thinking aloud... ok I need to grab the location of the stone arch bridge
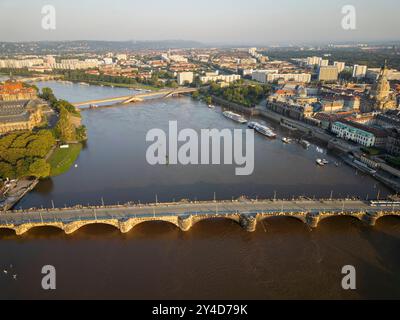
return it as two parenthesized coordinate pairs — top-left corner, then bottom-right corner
(1, 199), (399, 235)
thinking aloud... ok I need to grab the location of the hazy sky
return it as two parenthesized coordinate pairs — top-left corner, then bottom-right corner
(0, 0), (399, 44)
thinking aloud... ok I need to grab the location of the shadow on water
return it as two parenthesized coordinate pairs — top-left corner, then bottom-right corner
(0, 214), (399, 299)
(314, 216), (400, 299)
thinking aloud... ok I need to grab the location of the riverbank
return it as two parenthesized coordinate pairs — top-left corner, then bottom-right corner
(210, 96), (400, 193)
(0, 178), (39, 211)
(48, 143), (83, 177)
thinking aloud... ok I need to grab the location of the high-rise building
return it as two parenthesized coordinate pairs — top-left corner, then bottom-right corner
(334, 61), (346, 73)
(177, 72), (194, 85)
(266, 73), (311, 83)
(352, 65), (368, 78)
(320, 59), (329, 67)
(318, 66), (339, 82)
(307, 56), (322, 66)
(251, 70), (279, 83)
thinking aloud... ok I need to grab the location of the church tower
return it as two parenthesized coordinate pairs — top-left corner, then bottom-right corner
(370, 60), (396, 111)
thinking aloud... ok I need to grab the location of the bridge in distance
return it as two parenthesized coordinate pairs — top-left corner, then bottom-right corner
(1, 199), (399, 235)
(72, 87), (198, 107)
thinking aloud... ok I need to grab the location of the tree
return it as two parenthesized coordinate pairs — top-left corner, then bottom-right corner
(0, 161), (15, 179)
(29, 159), (51, 178)
(55, 107), (77, 142)
(39, 87), (57, 107)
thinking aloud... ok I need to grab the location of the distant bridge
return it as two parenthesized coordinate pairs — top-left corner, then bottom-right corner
(1, 199), (400, 235)
(72, 87), (198, 107)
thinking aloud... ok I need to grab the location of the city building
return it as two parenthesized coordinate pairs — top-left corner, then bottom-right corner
(177, 72), (194, 85)
(352, 64), (368, 78)
(320, 98), (344, 113)
(386, 128), (400, 156)
(369, 61), (397, 111)
(251, 70), (278, 83)
(266, 73), (311, 83)
(0, 100), (45, 134)
(343, 95), (361, 111)
(331, 121), (375, 147)
(320, 59), (329, 67)
(318, 66), (339, 82)
(200, 74), (241, 84)
(334, 61), (346, 73)
(306, 56), (322, 66)
(0, 80), (37, 101)
(366, 67), (400, 81)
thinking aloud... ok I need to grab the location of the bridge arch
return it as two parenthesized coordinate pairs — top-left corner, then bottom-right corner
(190, 215), (242, 229)
(129, 219), (181, 230)
(259, 214), (307, 225)
(375, 213), (400, 223)
(318, 214), (364, 225)
(0, 226), (16, 234)
(23, 225), (65, 234)
(119, 217), (181, 233)
(64, 220), (120, 234)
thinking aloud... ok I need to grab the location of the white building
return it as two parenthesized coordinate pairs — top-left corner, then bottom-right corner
(307, 56), (322, 66)
(334, 61), (346, 73)
(352, 65), (368, 78)
(200, 74), (241, 84)
(320, 59), (329, 67)
(115, 54), (128, 61)
(0, 58), (44, 68)
(318, 66), (339, 82)
(266, 73), (311, 83)
(103, 57), (114, 65)
(251, 69), (279, 83)
(177, 72), (194, 85)
(332, 122), (375, 147)
(248, 48), (257, 56)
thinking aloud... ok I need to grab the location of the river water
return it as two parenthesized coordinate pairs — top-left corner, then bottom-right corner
(0, 81), (399, 299)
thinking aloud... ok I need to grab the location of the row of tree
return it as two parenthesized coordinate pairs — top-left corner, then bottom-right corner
(61, 70), (179, 89)
(39, 87), (87, 143)
(0, 130), (55, 179)
(0, 87), (88, 180)
(203, 81), (272, 108)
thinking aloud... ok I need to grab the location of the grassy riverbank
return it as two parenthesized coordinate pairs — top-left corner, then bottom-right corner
(48, 143), (82, 177)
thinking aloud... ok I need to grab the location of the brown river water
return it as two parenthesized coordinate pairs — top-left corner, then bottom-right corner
(0, 82), (398, 299)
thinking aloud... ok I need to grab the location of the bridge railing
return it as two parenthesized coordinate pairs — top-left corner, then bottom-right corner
(1, 208), (397, 226)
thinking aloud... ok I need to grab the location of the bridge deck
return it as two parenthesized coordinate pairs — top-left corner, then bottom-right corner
(1, 200), (399, 225)
(73, 87), (197, 107)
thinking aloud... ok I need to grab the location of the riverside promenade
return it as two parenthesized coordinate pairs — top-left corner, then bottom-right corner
(1, 199), (399, 235)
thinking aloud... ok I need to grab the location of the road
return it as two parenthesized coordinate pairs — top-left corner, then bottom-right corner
(1, 199), (399, 225)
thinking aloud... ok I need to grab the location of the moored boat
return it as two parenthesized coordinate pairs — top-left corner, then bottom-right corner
(254, 124), (277, 138)
(223, 111), (247, 124)
(300, 139), (311, 148)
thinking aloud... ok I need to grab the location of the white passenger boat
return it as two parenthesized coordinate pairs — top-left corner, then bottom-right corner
(254, 124), (277, 138)
(223, 111), (247, 124)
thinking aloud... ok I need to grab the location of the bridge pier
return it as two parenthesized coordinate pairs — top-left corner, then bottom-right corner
(239, 214), (257, 232)
(306, 213), (320, 229)
(178, 215), (193, 232)
(362, 211), (380, 227)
